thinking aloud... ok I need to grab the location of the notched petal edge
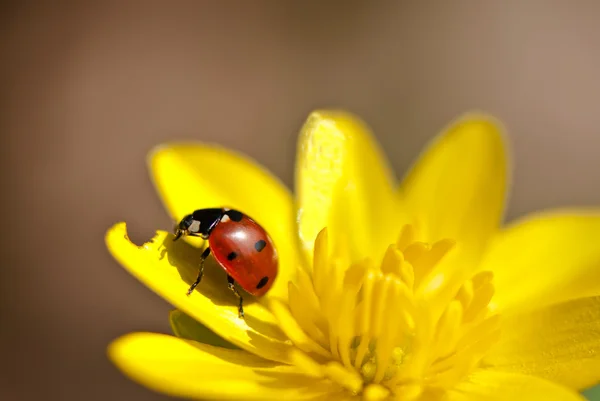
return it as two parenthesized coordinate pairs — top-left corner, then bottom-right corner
(105, 222), (294, 364)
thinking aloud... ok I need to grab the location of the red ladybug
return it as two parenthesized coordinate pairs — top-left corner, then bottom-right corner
(173, 208), (278, 318)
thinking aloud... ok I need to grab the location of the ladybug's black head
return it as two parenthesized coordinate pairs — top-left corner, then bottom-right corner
(173, 214), (198, 241)
(173, 208), (226, 241)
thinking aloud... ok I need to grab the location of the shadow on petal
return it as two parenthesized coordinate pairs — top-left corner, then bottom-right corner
(106, 222), (294, 363)
(160, 234), (290, 339)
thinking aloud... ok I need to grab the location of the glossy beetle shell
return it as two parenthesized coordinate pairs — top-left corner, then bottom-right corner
(209, 214), (278, 296)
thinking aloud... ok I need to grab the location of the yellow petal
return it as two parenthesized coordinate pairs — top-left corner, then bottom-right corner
(448, 370), (586, 401)
(149, 143), (300, 300)
(108, 332), (339, 400)
(480, 210), (600, 313)
(169, 309), (238, 349)
(483, 296), (600, 390)
(106, 223), (293, 363)
(295, 110), (402, 264)
(399, 113), (508, 265)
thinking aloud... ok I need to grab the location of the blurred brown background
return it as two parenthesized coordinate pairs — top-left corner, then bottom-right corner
(2, 2), (600, 400)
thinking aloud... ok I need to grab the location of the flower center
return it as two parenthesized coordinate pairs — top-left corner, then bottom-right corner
(269, 225), (500, 400)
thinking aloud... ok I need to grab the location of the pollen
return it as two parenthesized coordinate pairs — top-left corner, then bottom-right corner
(269, 225), (501, 399)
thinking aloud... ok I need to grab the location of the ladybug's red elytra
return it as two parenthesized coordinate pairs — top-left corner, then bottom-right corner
(173, 208), (278, 318)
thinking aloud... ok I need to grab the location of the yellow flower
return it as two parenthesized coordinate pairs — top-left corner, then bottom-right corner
(105, 111), (600, 401)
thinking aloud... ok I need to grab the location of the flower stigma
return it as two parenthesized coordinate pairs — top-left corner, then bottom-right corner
(268, 225), (501, 400)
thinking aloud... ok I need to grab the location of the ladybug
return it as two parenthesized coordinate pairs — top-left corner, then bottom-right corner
(173, 208), (278, 318)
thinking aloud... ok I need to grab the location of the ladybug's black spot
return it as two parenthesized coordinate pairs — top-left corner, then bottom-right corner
(226, 210), (243, 222)
(256, 276), (269, 289)
(254, 239), (267, 252)
(227, 251), (238, 261)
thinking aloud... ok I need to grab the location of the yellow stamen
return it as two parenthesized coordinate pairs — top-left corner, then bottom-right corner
(271, 225), (501, 399)
(269, 300), (331, 359)
(363, 384), (390, 401)
(396, 224), (416, 251)
(289, 348), (325, 378)
(432, 300), (463, 358)
(324, 361), (364, 394)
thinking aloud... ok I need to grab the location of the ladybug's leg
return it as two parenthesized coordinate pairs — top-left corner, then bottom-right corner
(186, 247), (211, 296)
(227, 275), (244, 318)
